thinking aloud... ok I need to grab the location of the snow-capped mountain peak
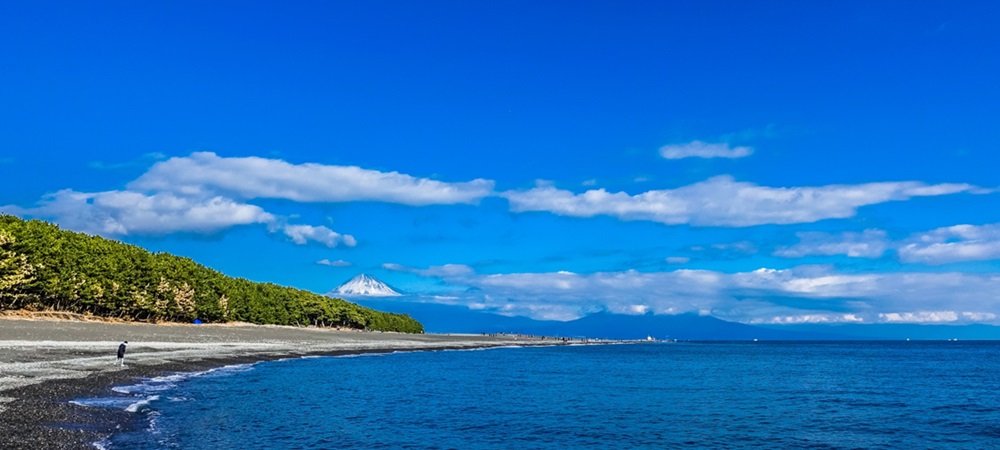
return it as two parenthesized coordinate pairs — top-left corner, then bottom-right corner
(329, 274), (401, 297)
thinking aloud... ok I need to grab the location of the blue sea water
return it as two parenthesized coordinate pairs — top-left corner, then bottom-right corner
(78, 342), (1000, 449)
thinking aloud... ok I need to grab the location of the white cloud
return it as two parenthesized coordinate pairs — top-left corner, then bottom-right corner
(962, 312), (998, 321)
(394, 264), (1000, 324)
(317, 259), (352, 267)
(628, 304), (650, 314)
(776, 229), (889, 258)
(660, 141), (753, 159)
(130, 152), (494, 205)
(665, 256), (690, 264)
(383, 263), (475, 278)
(504, 175), (978, 227)
(772, 222), (1000, 264)
(731, 267), (881, 298)
(423, 264), (476, 277)
(282, 224), (356, 248)
(750, 313), (865, 325)
(878, 311), (959, 323)
(898, 222), (1000, 264)
(6, 151), (496, 245)
(4, 189), (275, 236)
(5, 189), (355, 248)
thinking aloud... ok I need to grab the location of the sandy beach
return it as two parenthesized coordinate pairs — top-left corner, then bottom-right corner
(0, 316), (556, 449)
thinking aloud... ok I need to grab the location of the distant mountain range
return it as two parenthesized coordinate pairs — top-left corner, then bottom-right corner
(352, 297), (1000, 341)
(331, 274), (1000, 340)
(329, 274), (402, 297)
(350, 299), (832, 340)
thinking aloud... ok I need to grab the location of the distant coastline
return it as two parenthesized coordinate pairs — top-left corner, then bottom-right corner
(0, 317), (571, 449)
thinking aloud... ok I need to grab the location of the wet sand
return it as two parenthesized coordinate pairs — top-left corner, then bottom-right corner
(0, 318), (555, 449)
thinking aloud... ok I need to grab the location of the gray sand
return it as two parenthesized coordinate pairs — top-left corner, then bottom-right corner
(0, 318), (547, 409)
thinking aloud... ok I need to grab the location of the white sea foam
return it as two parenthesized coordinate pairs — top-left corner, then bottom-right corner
(125, 395), (159, 413)
(91, 437), (111, 450)
(443, 345), (524, 352)
(126, 397), (155, 414)
(71, 397), (137, 410)
(146, 410), (162, 434)
(157, 363), (255, 381)
(112, 364), (255, 395)
(272, 355), (322, 363)
(112, 381), (174, 395)
(336, 352), (389, 358)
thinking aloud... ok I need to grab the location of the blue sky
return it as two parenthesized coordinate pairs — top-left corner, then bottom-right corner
(2, 1), (999, 325)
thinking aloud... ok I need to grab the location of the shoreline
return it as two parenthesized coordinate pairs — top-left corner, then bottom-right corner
(0, 318), (568, 449)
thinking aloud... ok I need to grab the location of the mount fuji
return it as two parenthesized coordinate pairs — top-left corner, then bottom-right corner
(328, 274), (402, 297)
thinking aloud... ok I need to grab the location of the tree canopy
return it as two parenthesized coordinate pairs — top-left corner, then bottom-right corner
(0, 215), (423, 333)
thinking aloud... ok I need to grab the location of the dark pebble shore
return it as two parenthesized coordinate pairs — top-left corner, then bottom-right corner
(1, 356), (252, 450)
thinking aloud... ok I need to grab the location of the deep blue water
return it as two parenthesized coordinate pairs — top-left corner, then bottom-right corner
(78, 342), (1000, 449)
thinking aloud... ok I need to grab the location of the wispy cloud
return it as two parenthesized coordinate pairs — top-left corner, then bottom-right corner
(753, 314), (865, 325)
(131, 152), (494, 206)
(383, 262), (475, 277)
(88, 153), (169, 171)
(776, 229), (889, 258)
(659, 141), (753, 159)
(282, 224), (356, 248)
(0, 157), (13, 165)
(773, 223), (1000, 265)
(317, 259), (352, 267)
(878, 311), (960, 323)
(701, 241), (758, 257)
(898, 223), (1000, 264)
(504, 175), (979, 227)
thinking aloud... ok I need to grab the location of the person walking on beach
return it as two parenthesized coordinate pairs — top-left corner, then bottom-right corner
(117, 341), (128, 367)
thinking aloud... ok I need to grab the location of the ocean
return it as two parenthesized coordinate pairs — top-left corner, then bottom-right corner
(75, 342), (1000, 449)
